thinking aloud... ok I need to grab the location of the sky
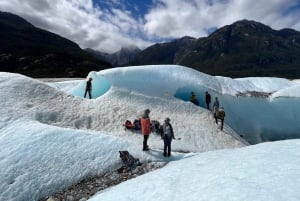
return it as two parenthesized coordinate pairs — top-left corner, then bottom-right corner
(1, 0), (300, 53)
(1, 65), (300, 200)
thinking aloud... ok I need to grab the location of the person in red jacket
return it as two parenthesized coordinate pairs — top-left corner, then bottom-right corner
(141, 109), (151, 151)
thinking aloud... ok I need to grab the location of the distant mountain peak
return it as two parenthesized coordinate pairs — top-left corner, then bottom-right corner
(86, 45), (142, 67)
(128, 19), (300, 79)
(0, 11), (111, 77)
(120, 45), (141, 52)
(209, 19), (274, 39)
(231, 19), (273, 32)
(179, 36), (196, 40)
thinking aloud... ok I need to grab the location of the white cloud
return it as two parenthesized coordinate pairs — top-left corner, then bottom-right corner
(144, 0), (300, 38)
(0, 0), (299, 53)
(0, 0), (151, 53)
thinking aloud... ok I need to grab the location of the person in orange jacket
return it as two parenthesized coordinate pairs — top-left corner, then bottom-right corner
(141, 109), (151, 151)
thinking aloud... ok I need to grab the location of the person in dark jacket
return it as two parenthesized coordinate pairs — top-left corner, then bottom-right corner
(84, 77), (93, 99)
(216, 107), (226, 130)
(205, 91), (211, 110)
(213, 97), (219, 123)
(190, 92), (199, 106)
(141, 109), (151, 151)
(162, 117), (175, 157)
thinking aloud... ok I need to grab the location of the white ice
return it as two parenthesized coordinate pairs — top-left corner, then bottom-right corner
(1, 64), (299, 200)
(90, 139), (300, 201)
(53, 65), (300, 144)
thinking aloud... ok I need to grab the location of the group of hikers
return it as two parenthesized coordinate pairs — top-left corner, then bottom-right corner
(190, 91), (226, 130)
(83, 78), (175, 157)
(125, 109), (175, 157)
(140, 109), (175, 157)
(125, 97), (225, 158)
(84, 77), (225, 156)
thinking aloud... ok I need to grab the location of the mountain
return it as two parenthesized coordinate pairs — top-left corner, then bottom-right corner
(0, 11), (111, 77)
(86, 45), (141, 67)
(129, 20), (300, 78)
(128, 36), (197, 65)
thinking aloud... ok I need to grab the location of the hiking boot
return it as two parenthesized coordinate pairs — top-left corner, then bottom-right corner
(163, 153), (167, 157)
(143, 148), (150, 151)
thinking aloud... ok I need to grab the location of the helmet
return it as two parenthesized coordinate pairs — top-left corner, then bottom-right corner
(165, 117), (170, 122)
(145, 109), (150, 114)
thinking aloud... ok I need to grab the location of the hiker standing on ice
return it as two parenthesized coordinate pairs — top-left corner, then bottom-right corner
(213, 97), (219, 122)
(205, 91), (211, 110)
(162, 117), (175, 157)
(190, 92), (199, 106)
(141, 109), (151, 151)
(84, 77), (93, 99)
(216, 107), (226, 130)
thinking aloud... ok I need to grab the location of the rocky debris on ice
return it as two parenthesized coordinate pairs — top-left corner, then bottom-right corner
(41, 162), (166, 201)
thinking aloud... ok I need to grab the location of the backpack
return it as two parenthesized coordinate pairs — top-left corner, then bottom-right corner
(119, 151), (140, 172)
(218, 110), (225, 119)
(124, 120), (134, 129)
(151, 120), (161, 134)
(133, 119), (141, 130)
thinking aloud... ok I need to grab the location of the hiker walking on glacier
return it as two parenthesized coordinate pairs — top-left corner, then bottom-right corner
(216, 107), (226, 130)
(205, 91), (211, 110)
(162, 117), (175, 157)
(141, 109), (151, 151)
(190, 92), (199, 106)
(213, 97), (219, 122)
(84, 77), (93, 99)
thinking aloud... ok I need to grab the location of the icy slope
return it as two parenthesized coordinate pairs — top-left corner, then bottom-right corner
(0, 72), (244, 200)
(1, 72), (244, 152)
(55, 65), (300, 143)
(90, 139), (300, 201)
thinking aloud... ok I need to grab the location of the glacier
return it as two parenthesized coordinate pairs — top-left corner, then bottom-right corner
(53, 65), (300, 144)
(1, 64), (300, 200)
